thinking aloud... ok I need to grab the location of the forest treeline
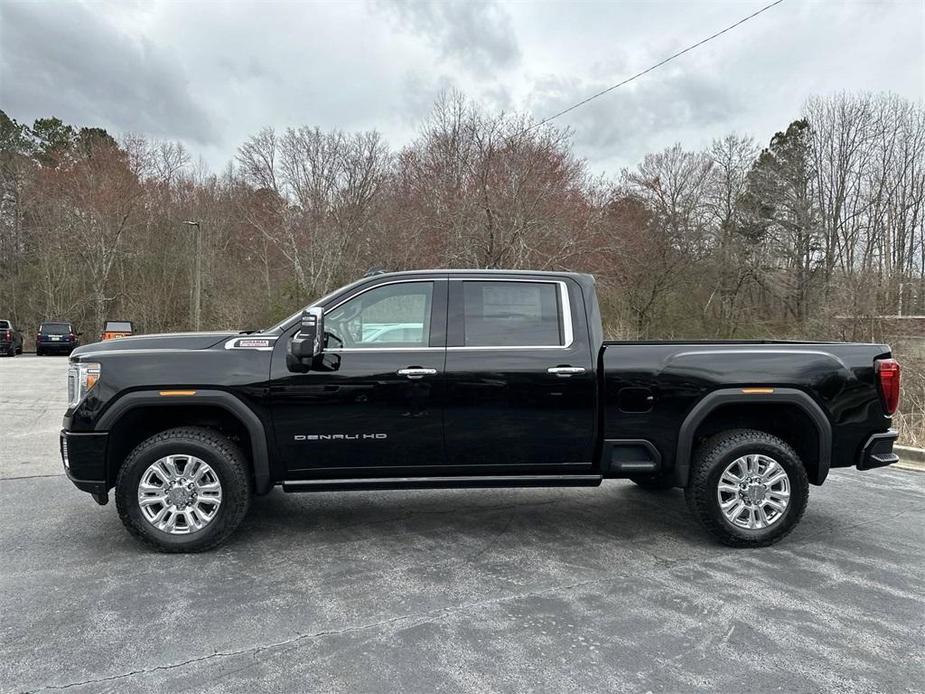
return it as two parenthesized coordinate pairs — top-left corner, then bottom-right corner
(2, 91), (923, 343)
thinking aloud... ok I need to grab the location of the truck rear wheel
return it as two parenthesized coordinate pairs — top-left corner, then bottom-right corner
(685, 429), (808, 548)
(115, 427), (252, 553)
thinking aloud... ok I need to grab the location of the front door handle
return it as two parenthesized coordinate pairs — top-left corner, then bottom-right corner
(397, 367), (438, 379)
(547, 366), (586, 377)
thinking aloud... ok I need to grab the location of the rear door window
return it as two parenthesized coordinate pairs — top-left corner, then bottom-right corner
(42, 323), (71, 335)
(461, 281), (563, 347)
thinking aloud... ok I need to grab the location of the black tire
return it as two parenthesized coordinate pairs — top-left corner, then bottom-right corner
(629, 474), (676, 490)
(35, 349), (42, 356)
(685, 429), (809, 548)
(115, 427), (253, 553)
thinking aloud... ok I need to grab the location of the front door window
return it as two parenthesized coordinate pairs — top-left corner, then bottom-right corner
(325, 282), (433, 349)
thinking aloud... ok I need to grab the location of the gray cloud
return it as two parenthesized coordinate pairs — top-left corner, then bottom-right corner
(376, 0), (520, 72)
(0, 0), (215, 144)
(528, 67), (742, 164)
(397, 71), (459, 126)
(0, 0), (920, 176)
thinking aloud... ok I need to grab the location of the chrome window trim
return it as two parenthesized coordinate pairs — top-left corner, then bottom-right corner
(322, 278), (441, 352)
(291, 276), (575, 353)
(449, 279), (574, 351)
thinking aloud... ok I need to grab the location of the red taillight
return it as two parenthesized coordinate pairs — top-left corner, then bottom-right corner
(1, 329), (9, 340)
(876, 358), (901, 415)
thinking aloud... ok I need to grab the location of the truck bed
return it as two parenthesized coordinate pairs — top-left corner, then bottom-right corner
(599, 340), (893, 485)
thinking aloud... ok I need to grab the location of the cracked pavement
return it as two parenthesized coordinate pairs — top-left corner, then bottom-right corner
(2, 355), (924, 693)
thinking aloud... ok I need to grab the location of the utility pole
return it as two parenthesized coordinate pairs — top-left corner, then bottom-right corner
(183, 220), (202, 331)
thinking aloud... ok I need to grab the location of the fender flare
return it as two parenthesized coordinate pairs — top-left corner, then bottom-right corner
(96, 389), (272, 494)
(674, 387), (832, 486)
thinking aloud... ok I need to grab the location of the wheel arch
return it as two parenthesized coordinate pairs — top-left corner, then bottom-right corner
(96, 390), (272, 494)
(674, 388), (832, 487)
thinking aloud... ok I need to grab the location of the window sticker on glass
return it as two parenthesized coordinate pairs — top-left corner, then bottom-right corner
(463, 281), (562, 347)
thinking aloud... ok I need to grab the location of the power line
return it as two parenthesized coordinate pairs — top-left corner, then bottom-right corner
(528, 0), (786, 132)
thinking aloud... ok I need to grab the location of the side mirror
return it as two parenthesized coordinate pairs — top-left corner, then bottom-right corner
(288, 307), (324, 369)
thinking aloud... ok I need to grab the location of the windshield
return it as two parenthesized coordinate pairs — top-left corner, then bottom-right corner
(0, 320), (9, 330)
(41, 323), (71, 335)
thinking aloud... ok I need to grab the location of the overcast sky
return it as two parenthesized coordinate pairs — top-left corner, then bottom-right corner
(1, 0), (923, 176)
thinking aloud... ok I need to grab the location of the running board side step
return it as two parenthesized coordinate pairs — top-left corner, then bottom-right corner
(282, 474), (603, 493)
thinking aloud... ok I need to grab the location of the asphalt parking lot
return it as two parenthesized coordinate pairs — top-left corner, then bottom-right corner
(1, 354), (923, 693)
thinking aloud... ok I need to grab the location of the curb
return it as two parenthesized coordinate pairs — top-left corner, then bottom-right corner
(895, 445), (925, 472)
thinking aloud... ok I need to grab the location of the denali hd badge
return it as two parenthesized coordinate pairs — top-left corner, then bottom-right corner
(224, 336), (276, 351)
(295, 434), (388, 441)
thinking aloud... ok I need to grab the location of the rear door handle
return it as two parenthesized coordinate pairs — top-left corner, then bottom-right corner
(397, 367), (438, 379)
(547, 366), (586, 377)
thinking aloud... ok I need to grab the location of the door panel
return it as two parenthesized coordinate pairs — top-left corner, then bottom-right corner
(270, 279), (447, 475)
(443, 350), (595, 467)
(270, 350), (446, 472)
(443, 278), (596, 469)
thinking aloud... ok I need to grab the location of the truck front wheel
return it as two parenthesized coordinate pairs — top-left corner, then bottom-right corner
(115, 427), (253, 552)
(685, 429), (809, 548)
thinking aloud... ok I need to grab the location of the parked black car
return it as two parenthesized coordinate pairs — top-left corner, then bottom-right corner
(0, 319), (24, 356)
(61, 270), (900, 553)
(37, 321), (80, 356)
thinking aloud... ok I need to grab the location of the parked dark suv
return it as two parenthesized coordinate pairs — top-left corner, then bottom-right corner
(0, 319), (23, 356)
(36, 321), (80, 356)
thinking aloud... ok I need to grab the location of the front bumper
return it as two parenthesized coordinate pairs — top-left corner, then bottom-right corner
(60, 430), (108, 495)
(858, 429), (899, 470)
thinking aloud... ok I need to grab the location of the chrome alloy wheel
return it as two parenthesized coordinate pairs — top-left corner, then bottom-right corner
(716, 454), (791, 530)
(137, 455), (223, 534)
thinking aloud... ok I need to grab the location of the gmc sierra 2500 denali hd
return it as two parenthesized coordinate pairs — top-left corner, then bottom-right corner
(61, 270), (901, 552)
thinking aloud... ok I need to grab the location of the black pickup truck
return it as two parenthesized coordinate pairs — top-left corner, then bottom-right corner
(61, 270), (901, 552)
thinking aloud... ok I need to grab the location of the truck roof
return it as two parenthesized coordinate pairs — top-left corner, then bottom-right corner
(372, 268), (593, 279)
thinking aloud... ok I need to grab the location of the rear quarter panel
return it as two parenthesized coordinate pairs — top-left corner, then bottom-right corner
(600, 342), (893, 475)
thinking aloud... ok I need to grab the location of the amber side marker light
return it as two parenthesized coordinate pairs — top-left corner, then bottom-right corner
(741, 387), (775, 394)
(159, 390), (197, 397)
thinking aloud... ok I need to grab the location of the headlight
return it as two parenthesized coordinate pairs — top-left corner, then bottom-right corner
(68, 361), (101, 408)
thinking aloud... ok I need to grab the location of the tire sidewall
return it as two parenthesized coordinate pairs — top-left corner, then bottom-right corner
(116, 434), (248, 551)
(698, 434), (808, 544)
